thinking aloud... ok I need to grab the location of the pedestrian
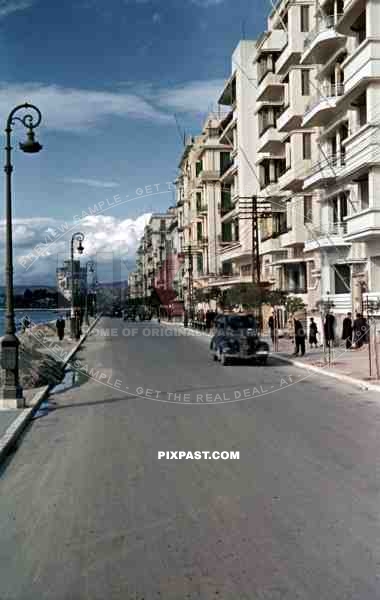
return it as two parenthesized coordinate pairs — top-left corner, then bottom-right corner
(56, 315), (65, 341)
(21, 314), (31, 332)
(353, 312), (368, 348)
(308, 317), (318, 348)
(324, 312), (336, 348)
(342, 312), (353, 349)
(293, 318), (306, 356)
(184, 309), (188, 328)
(268, 314), (275, 344)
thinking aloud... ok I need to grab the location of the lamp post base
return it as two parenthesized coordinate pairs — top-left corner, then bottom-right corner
(0, 334), (24, 408)
(0, 387), (24, 409)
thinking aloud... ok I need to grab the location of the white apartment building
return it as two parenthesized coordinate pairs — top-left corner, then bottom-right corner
(127, 271), (140, 299)
(215, 40), (261, 287)
(300, 0), (380, 321)
(175, 115), (231, 308)
(255, 0), (323, 315)
(134, 213), (173, 300)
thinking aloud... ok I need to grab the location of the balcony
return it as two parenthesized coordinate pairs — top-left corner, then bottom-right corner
(275, 35), (306, 76)
(335, 0), (366, 35)
(279, 161), (311, 192)
(257, 126), (285, 154)
(301, 15), (346, 65)
(196, 169), (220, 184)
(303, 154), (345, 190)
(338, 124), (380, 182)
(257, 71), (284, 103)
(259, 232), (285, 255)
(277, 97), (309, 132)
(342, 38), (380, 99)
(304, 222), (349, 251)
(219, 109), (236, 145)
(344, 208), (380, 241)
(208, 271), (253, 287)
(281, 225), (309, 247)
(302, 83), (345, 128)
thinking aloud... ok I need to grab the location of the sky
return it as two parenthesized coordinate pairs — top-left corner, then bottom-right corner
(0, 0), (268, 285)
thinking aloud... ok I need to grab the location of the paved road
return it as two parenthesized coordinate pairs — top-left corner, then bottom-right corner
(1, 318), (380, 599)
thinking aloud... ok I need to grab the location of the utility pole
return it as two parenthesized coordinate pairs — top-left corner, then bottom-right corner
(240, 196), (273, 284)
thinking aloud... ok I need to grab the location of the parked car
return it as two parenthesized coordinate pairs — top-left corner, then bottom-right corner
(210, 313), (270, 366)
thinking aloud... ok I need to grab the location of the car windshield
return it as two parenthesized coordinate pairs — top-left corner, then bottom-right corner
(227, 316), (257, 330)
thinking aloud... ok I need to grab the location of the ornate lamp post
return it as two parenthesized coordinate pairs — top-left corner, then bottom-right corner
(0, 103), (42, 408)
(70, 232), (84, 339)
(84, 260), (96, 325)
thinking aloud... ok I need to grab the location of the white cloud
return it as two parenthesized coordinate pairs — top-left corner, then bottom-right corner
(157, 78), (225, 115)
(0, 83), (172, 133)
(63, 178), (120, 189)
(0, 77), (226, 136)
(0, 0), (33, 18)
(6, 213), (151, 284)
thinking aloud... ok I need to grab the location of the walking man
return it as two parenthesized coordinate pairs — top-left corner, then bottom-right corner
(308, 317), (318, 348)
(56, 315), (66, 341)
(268, 314), (275, 344)
(324, 312), (336, 348)
(342, 312), (353, 349)
(293, 318), (306, 356)
(353, 313), (368, 348)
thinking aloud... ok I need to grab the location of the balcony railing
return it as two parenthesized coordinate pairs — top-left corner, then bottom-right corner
(304, 14), (344, 49)
(310, 222), (348, 237)
(307, 152), (346, 177)
(305, 82), (345, 113)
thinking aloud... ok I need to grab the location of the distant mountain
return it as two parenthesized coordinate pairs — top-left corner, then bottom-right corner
(97, 281), (128, 289)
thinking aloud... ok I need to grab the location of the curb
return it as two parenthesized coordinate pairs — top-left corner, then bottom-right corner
(0, 313), (103, 466)
(275, 353), (380, 393)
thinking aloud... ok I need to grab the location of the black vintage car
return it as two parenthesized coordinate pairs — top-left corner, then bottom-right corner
(210, 313), (270, 366)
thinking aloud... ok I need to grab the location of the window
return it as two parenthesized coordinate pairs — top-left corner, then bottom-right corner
(196, 192), (202, 211)
(302, 133), (312, 160)
(221, 222), (232, 242)
(220, 152), (231, 175)
(303, 196), (313, 225)
(358, 176), (369, 210)
(195, 160), (203, 177)
(197, 254), (203, 274)
(197, 222), (203, 241)
(300, 5), (310, 32)
(233, 219), (239, 242)
(334, 264), (351, 294)
(301, 70), (310, 96)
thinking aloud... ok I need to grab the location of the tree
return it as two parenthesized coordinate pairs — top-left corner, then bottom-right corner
(285, 295), (306, 318)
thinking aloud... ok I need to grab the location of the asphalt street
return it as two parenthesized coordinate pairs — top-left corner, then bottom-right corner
(1, 318), (380, 599)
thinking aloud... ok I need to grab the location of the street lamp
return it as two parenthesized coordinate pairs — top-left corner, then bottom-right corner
(85, 260), (96, 325)
(0, 103), (42, 408)
(70, 232), (85, 339)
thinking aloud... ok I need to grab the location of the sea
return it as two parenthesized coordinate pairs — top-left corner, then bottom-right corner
(0, 309), (65, 336)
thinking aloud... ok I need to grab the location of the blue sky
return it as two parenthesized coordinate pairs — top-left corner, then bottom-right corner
(0, 0), (268, 283)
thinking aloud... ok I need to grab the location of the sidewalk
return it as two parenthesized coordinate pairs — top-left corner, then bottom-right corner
(274, 336), (380, 391)
(159, 319), (380, 392)
(0, 314), (101, 465)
